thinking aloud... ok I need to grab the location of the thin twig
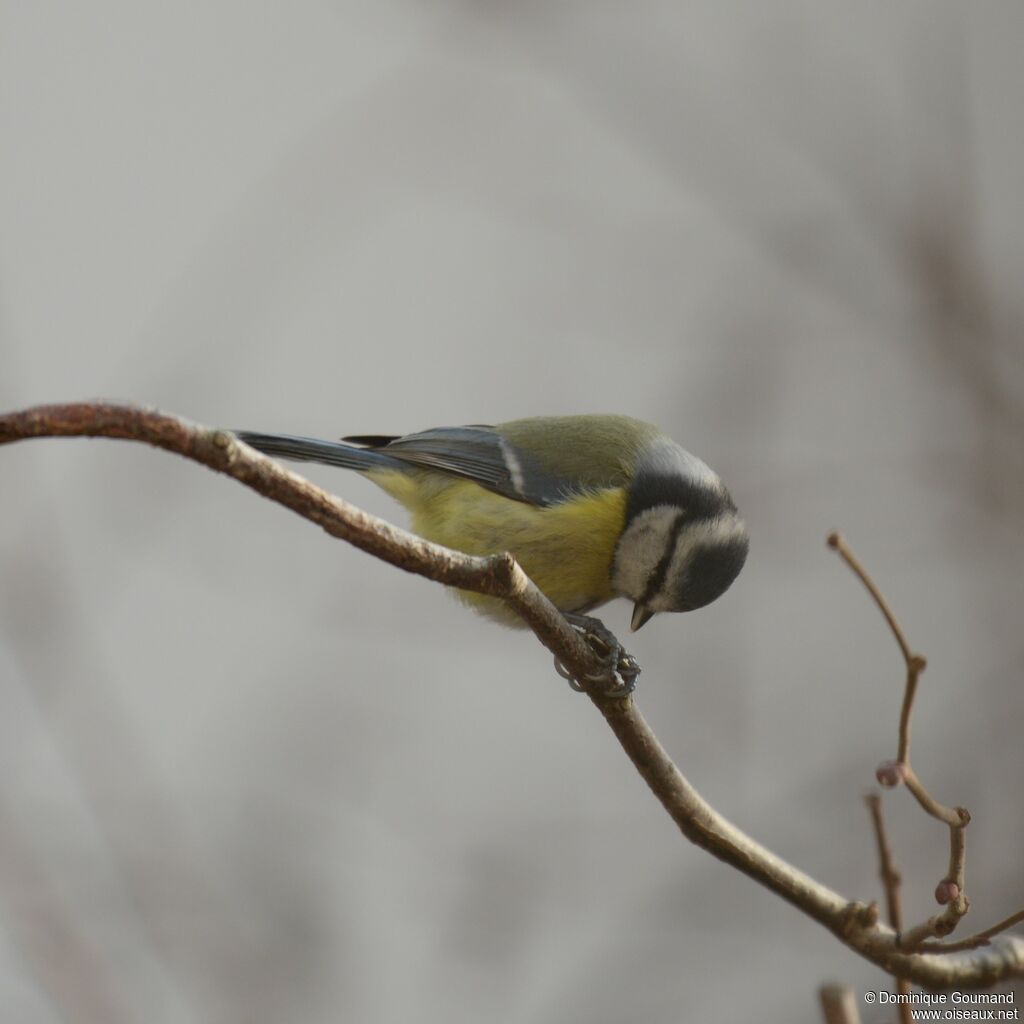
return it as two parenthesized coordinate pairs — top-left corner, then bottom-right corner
(827, 532), (926, 764)
(3, 403), (1023, 988)
(826, 533), (915, 665)
(866, 794), (912, 1024)
(901, 766), (968, 830)
(829, 532), (971, 944)
(818, 983), (862, 1024)
(918, 908), (1024, 955)
(866, 793), (904, 932)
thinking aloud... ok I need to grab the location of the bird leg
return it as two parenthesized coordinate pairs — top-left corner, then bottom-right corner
(554, 613), (640, 696)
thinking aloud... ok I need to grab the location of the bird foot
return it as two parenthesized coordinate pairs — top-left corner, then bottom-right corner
(553, 613), (640, 696)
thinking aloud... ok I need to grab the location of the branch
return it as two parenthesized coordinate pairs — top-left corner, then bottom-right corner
(3, 402), (1024, 989)
(866, 794), (904, 934)
(866, 794), (913, 1022)
(917, 909), (1024, 955)
(818, 983), (862, 1024)
(829, 532), (971, 945)
(0, 402), (607, 687)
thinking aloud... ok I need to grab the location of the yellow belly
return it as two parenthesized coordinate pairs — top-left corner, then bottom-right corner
(367, 469), (627, 625)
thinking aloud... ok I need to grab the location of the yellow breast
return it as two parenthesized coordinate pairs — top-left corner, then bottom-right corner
(367, 469), (627, 625)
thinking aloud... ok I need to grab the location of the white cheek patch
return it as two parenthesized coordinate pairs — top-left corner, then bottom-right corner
(677, 515), (748, 556)
(611, 506), (680, 601)
(652, 514), (748, 609)
(623, 512), (749, 611)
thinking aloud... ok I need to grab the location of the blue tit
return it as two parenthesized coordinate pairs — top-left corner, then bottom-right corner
(235, 415), (748, 631)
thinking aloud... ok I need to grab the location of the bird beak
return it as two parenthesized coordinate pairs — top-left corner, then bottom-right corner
(630, 603), (654, 632)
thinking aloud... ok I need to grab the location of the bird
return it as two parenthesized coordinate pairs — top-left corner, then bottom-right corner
(234, 415), (748, 642)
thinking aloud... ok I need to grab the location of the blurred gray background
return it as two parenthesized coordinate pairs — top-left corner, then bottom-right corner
(3, 2), (1023, 1021)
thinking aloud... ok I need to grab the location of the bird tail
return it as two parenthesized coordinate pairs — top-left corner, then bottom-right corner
(233, 431), (407, 473)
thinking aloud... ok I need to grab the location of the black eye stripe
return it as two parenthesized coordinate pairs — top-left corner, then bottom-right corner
(640, 512), (687, 605)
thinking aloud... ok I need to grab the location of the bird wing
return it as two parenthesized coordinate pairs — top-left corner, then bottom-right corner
(342, 426), (568, 506)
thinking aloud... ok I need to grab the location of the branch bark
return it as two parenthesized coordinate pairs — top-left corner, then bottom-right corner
(3, 401), (1023, 989)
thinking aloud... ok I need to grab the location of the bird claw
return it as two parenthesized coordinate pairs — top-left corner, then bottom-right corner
(553, 614), (640, 696)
